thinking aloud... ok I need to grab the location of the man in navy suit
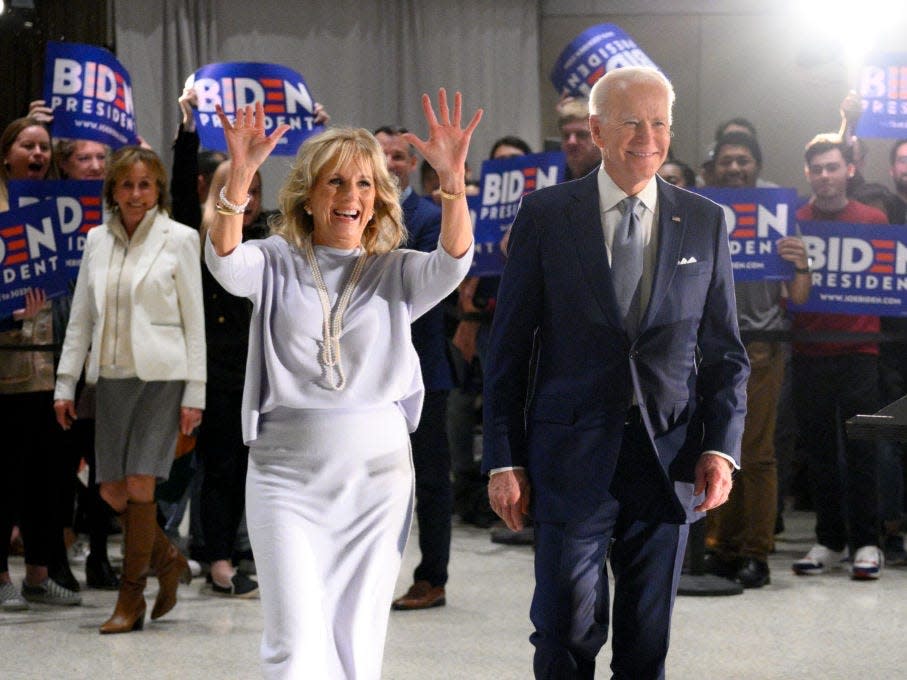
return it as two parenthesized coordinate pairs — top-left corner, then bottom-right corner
(483, 67), (749, 679)
(375, 126), (455, 611)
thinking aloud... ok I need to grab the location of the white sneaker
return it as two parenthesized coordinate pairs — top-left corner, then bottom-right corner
(851, 545), (883, 580)
(20, 578), (81, 606)
(0, 581), (29, 611)
(792, 544), (849, 575)
(68, 539), (90, 565)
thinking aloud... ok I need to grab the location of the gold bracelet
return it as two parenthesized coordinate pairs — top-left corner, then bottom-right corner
(216, 204), (242, 216)
(439, 188), (466, 201)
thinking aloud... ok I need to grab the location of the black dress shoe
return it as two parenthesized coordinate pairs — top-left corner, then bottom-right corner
(490, 526), (535, 545)
(86, 553), (120, 590)
(704, 553), (740, 580)
(736, 558), (771, 588)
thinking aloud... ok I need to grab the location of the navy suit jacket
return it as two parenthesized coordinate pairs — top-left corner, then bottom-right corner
(482, 172), (749, 524)
(403, 190), (454, 392)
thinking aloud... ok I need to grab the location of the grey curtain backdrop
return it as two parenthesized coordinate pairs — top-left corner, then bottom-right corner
(114, 0), (542, 206)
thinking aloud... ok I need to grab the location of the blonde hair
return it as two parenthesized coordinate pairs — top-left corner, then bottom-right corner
(271, 127), (405, 255)
(556, 97), (591, 132)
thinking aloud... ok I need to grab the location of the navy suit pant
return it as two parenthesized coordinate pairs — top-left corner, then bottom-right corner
(530, 420), (688, 680)
(410, 389), (452, 586)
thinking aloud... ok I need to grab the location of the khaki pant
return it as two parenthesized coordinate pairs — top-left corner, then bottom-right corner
(709, 341), (784, 561)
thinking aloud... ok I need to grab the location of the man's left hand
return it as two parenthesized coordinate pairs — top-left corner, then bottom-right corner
(693, 453), (733, 512)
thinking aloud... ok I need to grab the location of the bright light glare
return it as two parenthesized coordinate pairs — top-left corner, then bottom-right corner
(793, 0), (904, 69)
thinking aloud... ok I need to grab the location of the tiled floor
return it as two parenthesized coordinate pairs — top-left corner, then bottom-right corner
(3, 510), (907, 679)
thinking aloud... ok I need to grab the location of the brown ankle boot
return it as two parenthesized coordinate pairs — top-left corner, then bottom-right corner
(149, 517), (192, 620)
(100, 501), (155, 634)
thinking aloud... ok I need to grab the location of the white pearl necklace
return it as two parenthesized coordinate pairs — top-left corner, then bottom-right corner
(302, 236), (368, 391)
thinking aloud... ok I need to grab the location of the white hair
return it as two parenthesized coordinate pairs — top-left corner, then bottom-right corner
(588, 66), (675, 124)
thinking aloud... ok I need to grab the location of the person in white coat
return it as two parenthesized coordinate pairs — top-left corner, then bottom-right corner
(53, 145), (206, 634)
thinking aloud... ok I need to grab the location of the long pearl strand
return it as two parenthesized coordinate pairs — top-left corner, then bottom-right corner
(302, 236), (368, 391)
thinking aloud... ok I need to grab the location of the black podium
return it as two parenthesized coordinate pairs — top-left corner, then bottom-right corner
(846, 393), (907, 442)
(676, 517), (744, 597)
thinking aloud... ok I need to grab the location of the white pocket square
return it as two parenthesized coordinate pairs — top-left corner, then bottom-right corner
(677, 256), (698, 265)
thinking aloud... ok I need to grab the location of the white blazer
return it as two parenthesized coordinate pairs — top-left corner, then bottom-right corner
(55, 208), (206, 409)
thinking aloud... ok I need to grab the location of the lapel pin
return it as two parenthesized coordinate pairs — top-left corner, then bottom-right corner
(671, 216), (681, 222)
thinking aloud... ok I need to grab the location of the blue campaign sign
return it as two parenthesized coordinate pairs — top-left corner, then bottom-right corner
(466, 195), (497, 275)
(789, 221), (907, 317)
(0, 202), (73, 319)
(470, 152), (565, 277)
(191, 62), (326, 155)
(43, 42), (140, 148)
(692, 187), (797, 282)
(855, 53), (907, 138)
(7, 180), (104, 278)
(550, 24), (658, 97)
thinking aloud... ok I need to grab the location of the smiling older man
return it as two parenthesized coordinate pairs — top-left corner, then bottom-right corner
(483, 66), (749, 679)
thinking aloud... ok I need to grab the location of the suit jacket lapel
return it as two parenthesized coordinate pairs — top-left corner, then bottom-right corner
(131, 214), (168, 294)
(640, 178), (684, 332)
(568, 174), (624, 329)
(92, 229), (114, 314)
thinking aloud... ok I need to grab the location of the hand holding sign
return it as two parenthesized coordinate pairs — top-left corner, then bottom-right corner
(27, 100), (54, 125)
(11, 288), (46, 321)
(776, 236), (809, 270)
(179, 86), (199, 132)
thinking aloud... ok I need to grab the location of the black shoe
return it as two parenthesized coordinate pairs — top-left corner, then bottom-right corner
(490, 526), (535, 545)
(703, 553), (740, 579)
(211, 572), (259, 598)
(50, 562), (80, 593)
(774, 514), (785, 535)
(736, 558), (771, 588)
(85, 553), (120, 590)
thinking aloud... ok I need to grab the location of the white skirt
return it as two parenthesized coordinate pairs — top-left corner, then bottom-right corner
(246, 405), (413, 680)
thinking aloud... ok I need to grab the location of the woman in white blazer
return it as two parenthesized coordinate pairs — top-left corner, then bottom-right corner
(53, 146), (206, 634)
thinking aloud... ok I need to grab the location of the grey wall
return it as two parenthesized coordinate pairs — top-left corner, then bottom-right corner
(114, 0), (541, 209)
(112, 1), (907, 204)
(540, 3), (907, 195)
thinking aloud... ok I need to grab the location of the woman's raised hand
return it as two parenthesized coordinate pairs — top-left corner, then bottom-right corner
(402, 89), (482, 190)
(216, 102), (291, 177)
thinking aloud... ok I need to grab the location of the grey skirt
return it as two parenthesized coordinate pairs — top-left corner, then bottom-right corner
(94, 377), (183, 483)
